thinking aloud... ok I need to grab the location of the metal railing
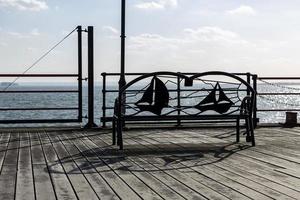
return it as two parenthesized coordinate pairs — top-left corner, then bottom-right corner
(100, 72), (257, 127)
(0, 25), (97, 126)
(0, 74), (82, 123)
(256, 76), (300, 122)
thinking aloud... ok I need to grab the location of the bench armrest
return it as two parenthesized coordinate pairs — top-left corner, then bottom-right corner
(113, 98), (119, 118)
(240, 96), (252, 115)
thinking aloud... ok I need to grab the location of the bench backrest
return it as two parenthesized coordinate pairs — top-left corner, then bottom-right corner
(116, 71), (255, 117)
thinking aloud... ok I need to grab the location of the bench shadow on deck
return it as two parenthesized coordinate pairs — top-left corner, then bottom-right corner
(0, 127), (300, 199)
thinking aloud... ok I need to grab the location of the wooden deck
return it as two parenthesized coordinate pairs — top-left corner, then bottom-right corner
(0, 126), (300, 200)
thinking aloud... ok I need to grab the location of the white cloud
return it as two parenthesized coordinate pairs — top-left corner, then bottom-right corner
(102, 26), (119, 35)
(135, 0), (178, 10)
(0, 42), (7, 46)
(183, 26), (248, 45)
(129, 33), (182, 51)
(226, 5), (256, 16)
(126, 26), (258, 72)
(30, 28), (40, 36)
(6, 29), (41, 38)
(7, 31), (27, 38)
(129, 26), (249, 53)
(0, 0), (48, 11)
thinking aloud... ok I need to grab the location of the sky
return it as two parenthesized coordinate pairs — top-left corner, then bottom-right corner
(1, 0), (300, 81)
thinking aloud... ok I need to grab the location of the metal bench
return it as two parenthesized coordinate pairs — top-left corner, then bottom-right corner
(113, 71), (256, 149)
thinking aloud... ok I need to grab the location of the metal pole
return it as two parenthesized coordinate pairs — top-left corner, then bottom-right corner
(85, 26), (97, 128)
(246, 72), (250, 96)
(77, 26), (83, 123)
(119, 0), (126, 91)
(118, 0), (127, 129)
(177, 74), (181, 126)
(102, 72), (107, 128)
(253, 74), (258, 128)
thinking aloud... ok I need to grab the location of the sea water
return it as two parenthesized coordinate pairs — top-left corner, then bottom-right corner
(0, 83), (300, 127)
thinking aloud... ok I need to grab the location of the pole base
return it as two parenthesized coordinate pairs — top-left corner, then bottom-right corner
(84, 122), (98, 128)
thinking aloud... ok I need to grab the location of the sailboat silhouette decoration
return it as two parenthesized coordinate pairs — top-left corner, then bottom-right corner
(135, 76), (169, 115)
(195, 82), (234, 114)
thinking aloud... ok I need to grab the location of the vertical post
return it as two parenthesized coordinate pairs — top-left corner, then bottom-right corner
(77, 26), (83, 123)
(246, 72), (251, 96)
(119, 0), (126, 92)
(118, 0), (127, 129)
(177, 74), (181, 126)
(252, 74), (258, 128)
(85, 26), (97, 128)
(101, 72), (106, 128)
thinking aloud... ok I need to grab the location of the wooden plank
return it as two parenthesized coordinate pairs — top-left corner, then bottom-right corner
(30, 132), (46, 165)
(127, 131), (288, 198)
(38, 131), (78, 200)
(204, 163), (295, 200)
(211, 159), (300, 199)
(0, 132), (19, 200)
(215, 152), (300, 193)
(0, 165), (17, 200)
(3, 132), (19, 166)
(92, 133), (210, 200)
(128, 135), (252, 200)
(28, 132), (56, 200)
(128, 136), (252, 200)
(77, 132), (162, 200)
(45, 131), (100, 200)
(119, 159), (186, 200)
(74, 135), (142, 200)
(33, 164), (56, 200)
(16, 132), (35, 200)
(146, 134), (293, 199)
(0, 132), (10, 173)
(58, 132), (120, 200)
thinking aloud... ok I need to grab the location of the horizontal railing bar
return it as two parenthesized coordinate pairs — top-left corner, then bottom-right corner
(104, 89), (248, 93)
(258, 93), (300, 95)
(0, 74), (78, 77)
(0, 119), (80, 124)
(101, 72), (251, 76)
(0, 107), (78, 111)
(257, 109), (300, 112)
(258, 77), (300, 80)
(0, 90), (79, 93)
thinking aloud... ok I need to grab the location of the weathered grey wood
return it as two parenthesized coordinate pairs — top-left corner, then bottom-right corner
(46, 132), (99, 200)
(79, 133), (163, 200)
(220, 153), (300, 192)
(0, 165), (17, 200)
(129, 135), (252, 200)
(28, 132), (56, 200)
(74, 135), (142, 200)
(0, 132), (10, 174)
(2, 127), (300, 200)
(86, 132), (187, 200)
(33, 164), (57, 200)
(59, 133), (120, 200)
(3, 132), (19, 166)
(126, 136), (251, 200)
(212, 160), (300, 199)
(0, 132), (18, 200)
(93, 133), (209, 200)
(38, 131), (78, 200)
(16, 132), (35, 200)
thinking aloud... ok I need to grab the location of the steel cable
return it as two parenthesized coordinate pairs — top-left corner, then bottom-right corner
(3, 27), (78, 91)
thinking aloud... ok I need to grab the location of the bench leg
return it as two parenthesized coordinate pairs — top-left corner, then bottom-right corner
(117, 118), (123, 150)
(245, 117), (251, 142)
(112, 117), (116, 145)
(236, 117), (240, 143)
(249, 117), (255, 146)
